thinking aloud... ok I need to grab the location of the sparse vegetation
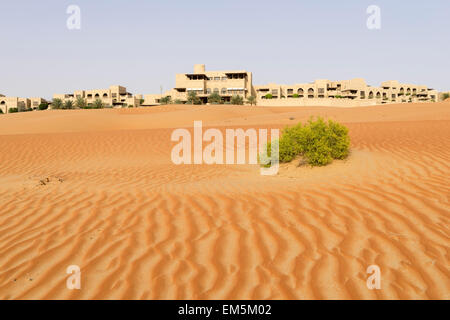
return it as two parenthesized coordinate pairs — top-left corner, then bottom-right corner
(292, 93), (300, 98)
(265, 93), (273, 99)
(231, 95), (244, 105)
(174, 99), (184, 104)
(208, 92), (222, 104)
(261, 117), (350, 167)
(8, 108), (19, 113)
(442, 92), (450, 101)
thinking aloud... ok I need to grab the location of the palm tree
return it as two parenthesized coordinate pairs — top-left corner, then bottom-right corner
(52, 98), (63, 109)
(246, 95), (256, 106)
(92, 98), (104, 109)
(63, 100), (74, 109)
(160, 96), (172, 105)
(187, 91), (201, 105)
(231, 95), (244, 105)
(75, 96), (87, 109)
(208, 92), (222, 104)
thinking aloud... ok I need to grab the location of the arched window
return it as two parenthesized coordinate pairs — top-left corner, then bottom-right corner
(221, 88), (227, 95)
(369, 91), (374, 99)
(308, 88), (314, 94)
(206, 88), (211, 94)
(103, 93), (108, 98)
(0, 101), (5, 105)
(297, 88), (304, 94)
(95, 93), (100, 98)
(376, 92), (381, 99)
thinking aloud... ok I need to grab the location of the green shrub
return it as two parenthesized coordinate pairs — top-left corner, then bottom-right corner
(292, 93), (300, 98)
(261, 117), (350, 167)
(442, 92), (450, 100)
(38, 103), (49, 110)
(9, 108), (19, 113)
(174, 99), (184, 104)
(231, 95), (244, 105)
(265, 93), (273, 99)
(0, 109), (3, 114)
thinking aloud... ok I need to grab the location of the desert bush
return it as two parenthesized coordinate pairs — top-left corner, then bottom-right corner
(174, 99), (184, 104)
(0, 109), (3, 114)
(8, 108), (19, 113)
(442, 93), (450, 100)
(261, 117), (350, 167)
(208, 92), (222, 104)
(231, 95), (244, 105)
(292, 93), (300, 98)
(265, 93), (273, 99)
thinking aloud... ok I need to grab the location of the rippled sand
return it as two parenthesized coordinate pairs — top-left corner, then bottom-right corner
(0, 102), (448, 299)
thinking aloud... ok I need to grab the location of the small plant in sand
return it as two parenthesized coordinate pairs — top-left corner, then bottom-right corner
(442, 93), (450, 101)
(265, 93), (273, 99)
(262, 117), (350, 167)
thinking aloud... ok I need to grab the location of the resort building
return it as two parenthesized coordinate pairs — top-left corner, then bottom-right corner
(143, 64), (439, 107)
(144, 64), (253, 105)
(53, 85), (142, 108)
(1, 96), (28, 113)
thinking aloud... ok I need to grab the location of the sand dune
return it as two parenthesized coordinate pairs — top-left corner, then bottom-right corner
(0, 103), (449, 299)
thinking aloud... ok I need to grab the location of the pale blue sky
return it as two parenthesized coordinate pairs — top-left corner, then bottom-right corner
(0, 0), (448, 99)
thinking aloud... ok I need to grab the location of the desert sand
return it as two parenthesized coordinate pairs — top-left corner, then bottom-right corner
(0, 102), (449, 299)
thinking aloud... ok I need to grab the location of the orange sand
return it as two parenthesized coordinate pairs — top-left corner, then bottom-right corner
(0, 102), (449, 299)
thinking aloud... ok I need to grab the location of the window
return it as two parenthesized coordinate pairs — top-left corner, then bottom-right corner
(214, 77), (220, 81)
(213, 88), (219, 93)
(221, 88), (227, 94)
(271, 89), (278, 95)
(318, 88), (325, 94)
(287, 89), (293, 94)
(221, 77), (227, 81)
(206, 88), (211, 94)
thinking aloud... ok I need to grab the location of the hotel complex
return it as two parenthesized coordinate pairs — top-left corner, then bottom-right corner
(0, 64), (442, 113)
(53, 85), (142, 108)
(144, 64), (439, 107)
(0, 95), (48, 114)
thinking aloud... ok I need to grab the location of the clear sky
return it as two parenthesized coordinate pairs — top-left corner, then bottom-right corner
(1, 0), (449, 99)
